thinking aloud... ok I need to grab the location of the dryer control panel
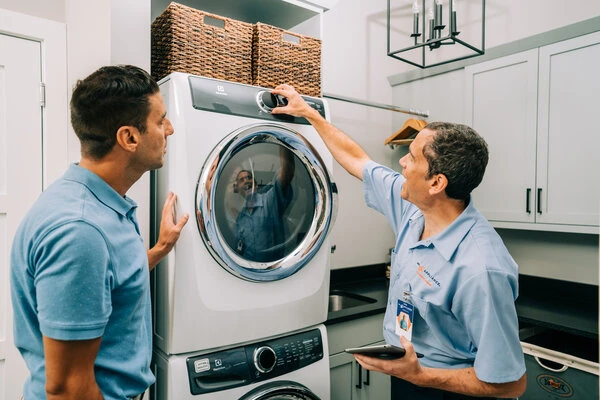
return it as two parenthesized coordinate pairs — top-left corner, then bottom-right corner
(186, 328), (324, 395)
(188, 75), (327, 124)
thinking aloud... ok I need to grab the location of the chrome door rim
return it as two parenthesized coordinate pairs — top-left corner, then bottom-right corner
(195, 123), (335, 282)
(238, 380), (320, 400)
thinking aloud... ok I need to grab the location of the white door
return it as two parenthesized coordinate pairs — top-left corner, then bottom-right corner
(0, 33), (43, 400)
(536, 31), (600, 227)
(465, 49), (539, 223)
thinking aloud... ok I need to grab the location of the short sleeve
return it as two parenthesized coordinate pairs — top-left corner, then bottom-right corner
(362, 160), (412, 235)
(455, 271), (526, 383)
(34, 221), (112, 340)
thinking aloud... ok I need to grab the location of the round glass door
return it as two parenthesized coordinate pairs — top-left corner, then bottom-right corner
(239, 381), (321, 400)
(195, 123), (336, 282)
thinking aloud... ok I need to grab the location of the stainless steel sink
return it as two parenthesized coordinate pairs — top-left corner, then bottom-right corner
(328, 290), (377, 312)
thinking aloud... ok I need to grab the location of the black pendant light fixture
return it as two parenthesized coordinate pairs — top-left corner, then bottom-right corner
(387, 0), (485, 69)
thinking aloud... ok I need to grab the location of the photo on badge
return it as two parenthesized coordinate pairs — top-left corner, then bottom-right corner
(395, 298), (414, 341)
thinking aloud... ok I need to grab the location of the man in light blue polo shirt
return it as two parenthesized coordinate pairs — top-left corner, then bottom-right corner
(272, 84), (526, 399)
(10, 66), (189, 400)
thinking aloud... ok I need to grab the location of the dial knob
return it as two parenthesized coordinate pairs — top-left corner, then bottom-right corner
(257, 91), (288, 112)
(253, 346), (277, 373)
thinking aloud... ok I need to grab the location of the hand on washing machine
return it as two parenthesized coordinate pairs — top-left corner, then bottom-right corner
(148, 191), (189, 269)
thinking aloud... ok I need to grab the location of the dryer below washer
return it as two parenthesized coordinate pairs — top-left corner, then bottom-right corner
(152, 325), (330, 399)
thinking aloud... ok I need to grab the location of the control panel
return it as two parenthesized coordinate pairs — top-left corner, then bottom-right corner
(186, 328), (323, 395)
(188, 75), (327, 124)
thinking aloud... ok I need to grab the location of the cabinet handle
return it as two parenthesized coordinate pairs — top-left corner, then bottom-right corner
(526, 188), (531, 214)
(355, 362), (362, 389)
(537, 188), (542, 214)
(364, 369), (370, 386)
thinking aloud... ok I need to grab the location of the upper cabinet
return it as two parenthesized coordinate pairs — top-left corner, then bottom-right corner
(150, 0), (336, 37)
(466, 31), (600, 234)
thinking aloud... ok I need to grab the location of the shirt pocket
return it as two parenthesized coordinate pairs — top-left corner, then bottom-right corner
(410, 293), (430, 322)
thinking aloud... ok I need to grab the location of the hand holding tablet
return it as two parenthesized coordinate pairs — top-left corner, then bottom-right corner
(345, 344), (424, 360)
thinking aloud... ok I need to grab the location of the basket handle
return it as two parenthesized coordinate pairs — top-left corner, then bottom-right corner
(282, 31), (302, 46)
(202, 14), (226, 29)
(534, 356), (569, 373)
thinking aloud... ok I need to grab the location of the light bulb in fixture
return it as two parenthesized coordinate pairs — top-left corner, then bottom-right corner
(410, 1), (422, 38)
(450, 0), (460, 35)
(434, 0), (445, 30)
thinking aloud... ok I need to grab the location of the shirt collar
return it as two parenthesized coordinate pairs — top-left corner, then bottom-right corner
(408, 197), (477, 261)
(431, 197), (477, 261)
(63, 163), (137, 217)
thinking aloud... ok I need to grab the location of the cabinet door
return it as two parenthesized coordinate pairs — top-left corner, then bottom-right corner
(465, 49), (538, 223)
(536, 31), (600, 227)
(353, 340), (391, 400)
(330, 348), (392, 400)
(330, 352), (354, 400)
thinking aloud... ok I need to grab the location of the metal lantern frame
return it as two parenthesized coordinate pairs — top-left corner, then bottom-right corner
(387, 0), (486, 69)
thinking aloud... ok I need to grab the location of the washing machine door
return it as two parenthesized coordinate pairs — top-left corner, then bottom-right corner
(239, 381), (321, 400)
(196, 123), (337, 282)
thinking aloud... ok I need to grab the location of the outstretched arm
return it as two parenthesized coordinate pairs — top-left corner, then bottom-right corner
(271, 85), (371, 180)
(278, 146), (295, 191)
(148, 191), (189, 270)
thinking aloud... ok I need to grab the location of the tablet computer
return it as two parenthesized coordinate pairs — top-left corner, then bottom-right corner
(345, 344), (423, 360)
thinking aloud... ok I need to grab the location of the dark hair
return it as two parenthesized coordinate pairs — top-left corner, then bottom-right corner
(422, 122), (489, 201)
(70, 65), (159, 159)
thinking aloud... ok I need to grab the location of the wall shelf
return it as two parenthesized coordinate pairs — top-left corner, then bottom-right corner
(151, 0), (325, 30)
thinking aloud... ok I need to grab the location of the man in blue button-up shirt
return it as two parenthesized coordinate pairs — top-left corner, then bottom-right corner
(272, 84), (526, 399)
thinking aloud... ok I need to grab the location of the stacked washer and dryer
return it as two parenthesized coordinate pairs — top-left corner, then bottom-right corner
(151, 72), (337, 400)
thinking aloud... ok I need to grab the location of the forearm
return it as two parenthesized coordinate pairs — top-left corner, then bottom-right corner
(410, 366), (526, 398)
(147, 245), (167, 271)
(303, 108), (370, 180)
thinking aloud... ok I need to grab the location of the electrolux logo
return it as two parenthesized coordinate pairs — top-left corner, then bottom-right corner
(215, 84), (228, 96)
(416, 263), (441, 287)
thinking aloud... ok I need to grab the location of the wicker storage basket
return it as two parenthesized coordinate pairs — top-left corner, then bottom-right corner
(151, 2), (253, 83)
(252, 22), (322, 97)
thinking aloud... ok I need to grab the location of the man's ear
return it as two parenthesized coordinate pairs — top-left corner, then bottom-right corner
(115, 126), (139, 152)
(429, 173), (448, 196)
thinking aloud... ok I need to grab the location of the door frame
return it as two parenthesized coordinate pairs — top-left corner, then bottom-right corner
(0, 8), (68, 188)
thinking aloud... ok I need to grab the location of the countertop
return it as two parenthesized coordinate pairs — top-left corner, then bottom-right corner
(326, 267), (599, 339)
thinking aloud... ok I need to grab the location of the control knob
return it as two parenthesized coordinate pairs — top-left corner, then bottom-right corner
(253, 345), (277, 374)
(257, 90), (288, 112)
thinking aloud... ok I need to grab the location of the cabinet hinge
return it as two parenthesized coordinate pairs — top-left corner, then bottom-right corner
(40, 82), (46, 108)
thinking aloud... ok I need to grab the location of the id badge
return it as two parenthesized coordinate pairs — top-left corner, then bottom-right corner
(395, 298), (415, 341)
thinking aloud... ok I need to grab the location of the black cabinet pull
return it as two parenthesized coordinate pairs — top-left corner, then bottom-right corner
(526, 188), (531, 213)
(364, 369), (370, 386)
(537, 188), (542, 214)
(355, 362), (362, 389)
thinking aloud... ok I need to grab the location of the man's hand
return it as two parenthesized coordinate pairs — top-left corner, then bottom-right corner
(148, 191), (189, 269)
(354, 337), (423, 384)
(271, 84), (320, 120)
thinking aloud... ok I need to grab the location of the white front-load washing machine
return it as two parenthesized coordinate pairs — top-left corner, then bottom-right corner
(152, 73), (337, 355)
(151, 324), (330, 400)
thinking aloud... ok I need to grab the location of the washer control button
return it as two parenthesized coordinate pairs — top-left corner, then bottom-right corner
(254, 345), (277, 373)
(257, 91), (288, 112)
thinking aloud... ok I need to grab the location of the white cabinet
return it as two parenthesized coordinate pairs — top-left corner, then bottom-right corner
(465, 49), (538, 224)
(535, 33), (600, 228)
(328, 313), (391, 400)
(465, 31), (600, 234)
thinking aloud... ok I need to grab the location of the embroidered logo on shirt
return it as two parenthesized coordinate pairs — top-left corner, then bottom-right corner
(416, 263), (441, 287)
